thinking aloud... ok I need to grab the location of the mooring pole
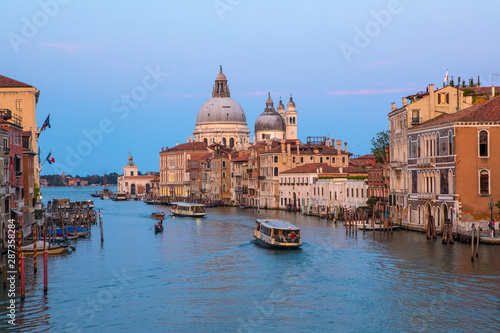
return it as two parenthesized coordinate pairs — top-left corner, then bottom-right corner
(99, 210), (104, 243)
(20, 254), (25, 301)
(34, 225), (37, 274)
(44, 224), (48, 293)
(476, 226), (480, 257)
(471, 225), (475, 262)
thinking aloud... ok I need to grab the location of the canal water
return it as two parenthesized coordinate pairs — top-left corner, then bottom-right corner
(1, 187), (499, 332)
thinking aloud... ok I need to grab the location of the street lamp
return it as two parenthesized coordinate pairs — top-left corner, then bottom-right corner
(488, 196), (494, 221)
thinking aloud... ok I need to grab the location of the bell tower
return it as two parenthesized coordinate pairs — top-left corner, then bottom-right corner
(285, 95), (298, 140)
(212, 65), (230, 98)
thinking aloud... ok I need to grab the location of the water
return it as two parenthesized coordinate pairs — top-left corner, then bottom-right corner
(1, 187), (499, 332)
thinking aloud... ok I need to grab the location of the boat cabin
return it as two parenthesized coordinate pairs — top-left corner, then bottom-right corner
(254, 219), (302, 249)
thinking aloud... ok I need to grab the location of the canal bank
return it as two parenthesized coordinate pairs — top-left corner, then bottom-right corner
(1, 186), (499, 332)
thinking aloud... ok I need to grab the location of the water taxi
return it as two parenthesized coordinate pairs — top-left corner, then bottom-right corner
(151, 211), (165, 220)
(114, 193), (127, 201)
(254, 219), (302, 249)
(170, 202), (206, 217)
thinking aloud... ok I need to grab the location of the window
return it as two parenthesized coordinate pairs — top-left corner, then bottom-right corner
(274, 167), (278, 177)
(438, 93), (449, 104)
(230, 138), (235, 148)
(436, 133), (439, 157)
(222, 161), (226, 168)
(262, 134), (265, 139)
(356, 188), (358, 197)
(223, 138), (227, 146)
(222, 172), (226, 179)
(361, 189), (364, 198)
(332, 157), (335, 163)
(223, 184), (226, 192)
(204, 138), (208, 145)
(412, 110), (420, 124)
(320, 157), (323, 163)
(293, 157), (296, 163)
(274, 156), (278, 163)
(479, 130), (488, 157)
(408, 137), (412, 158)
(417, 136), (421, 157)
(480, 170), (489, 195)
(352, 188), (354, 197)
(16, 99), (22, 110)
(342, 157), (345, 164)
(448, 131), (453, 155)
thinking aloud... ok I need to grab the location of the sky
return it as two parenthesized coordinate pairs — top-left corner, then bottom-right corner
(2, 0), (499, 176)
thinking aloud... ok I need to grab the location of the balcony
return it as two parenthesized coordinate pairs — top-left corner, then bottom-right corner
(390, 161), (403, 169)
(417, 192), (437, 201)
(417, 157), (436, 168)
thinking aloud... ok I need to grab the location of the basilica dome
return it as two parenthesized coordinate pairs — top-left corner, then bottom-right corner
(196, 97), (246, 124)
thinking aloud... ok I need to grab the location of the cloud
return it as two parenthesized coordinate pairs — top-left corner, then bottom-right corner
(327, 87), (415, 96)
(39, 42), (96, 55)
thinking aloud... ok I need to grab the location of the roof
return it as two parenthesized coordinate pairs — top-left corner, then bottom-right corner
(462, 86), (500, 95)
(418, 95), (500, 127)
(162, 142), (208, 153)
(231, 154), (248, 162)
(0, 75), (33, 88)
(256, 219), (300, 231)
(280, 163), (340, 174)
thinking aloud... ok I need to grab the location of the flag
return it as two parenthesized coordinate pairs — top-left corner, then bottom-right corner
(443, 70), (449, 83)
(45, 152), (55, 164)
(41, 114), (51, 132)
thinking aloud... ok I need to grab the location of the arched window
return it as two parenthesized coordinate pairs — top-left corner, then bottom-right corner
(479, 130), (488, 157)
(448, 131), (453, 155)
(300, 157), (303, 163)
(274, 167), (279, 177)
(408, 137), (412, 158)
(320, 157), (323, 163)
(436, 133), (439, 156)
(262, 134), (265, 139)
(293, 157), (296, 163)
(417, 136), (421, 157)
(223, 184), (226, 192)
(223, 137), (227, 146)
(204, 138), (208, 145)
(274, 156), (278, 163)
(480, 170), (489, 195)
(230, 137), (235, 148)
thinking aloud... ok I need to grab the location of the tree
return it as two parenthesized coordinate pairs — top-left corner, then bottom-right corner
(371, 130), (389, 163)
(496, 200), (500, 215)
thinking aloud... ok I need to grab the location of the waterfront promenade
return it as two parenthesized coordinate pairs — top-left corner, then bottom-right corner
(1, 187), (499, 332)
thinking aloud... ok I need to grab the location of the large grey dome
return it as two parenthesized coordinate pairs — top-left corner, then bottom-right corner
(196, 97), (247, 124)
(255, 110), (286, 131)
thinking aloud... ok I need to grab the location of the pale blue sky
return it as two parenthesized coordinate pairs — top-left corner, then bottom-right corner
(2, 0), (499, 175)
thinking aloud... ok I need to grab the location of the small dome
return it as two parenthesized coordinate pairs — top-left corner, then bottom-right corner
(128, 155), (133, 161)
(287, 95), (295, 108)
(277, 99), (285, 110)
(255, 110), (286, 132)
(216, 72), (227, 81)
(266, 92), (273, 105)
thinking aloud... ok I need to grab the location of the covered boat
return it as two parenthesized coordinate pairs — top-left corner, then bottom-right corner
(254, 219), (302, 249)
(171, 202), (206, 217)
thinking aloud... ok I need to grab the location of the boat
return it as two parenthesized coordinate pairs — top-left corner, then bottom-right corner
(254, 219), (302, 249)
(356, 224), (401, 231)
(20, 241), (71, 255)
(114, 193), (127, 201)
(151, 211), (165, 220)
(154, 223), (164, 233)
(170, 202), (206, 217)
(49, 226), (90, 238)
(90, 192), (100, 198)
(239, 204), (247, 209)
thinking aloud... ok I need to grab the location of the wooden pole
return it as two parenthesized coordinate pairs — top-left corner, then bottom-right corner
(34, 225), (37, 273)
(20, 254), (25, 301)
(2, 255), (6, 288)
(99, 210), (103, 243)
(471, 226), (475, 262)
(43, 225), (48, 293)
(475, 226), (480, 257)
(355, 211), (358, 236)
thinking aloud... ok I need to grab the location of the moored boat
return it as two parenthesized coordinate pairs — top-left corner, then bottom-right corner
(171, 202), (206, 217)
(49, 226), (90, 238)
(254, 219), (302, 249)
(20, 241), (71, 255)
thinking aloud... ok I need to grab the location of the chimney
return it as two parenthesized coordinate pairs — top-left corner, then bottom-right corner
(280, 139), (285, 153)
(391, 102), (396, 111)
(492, 86), (496, 97)
(336, 140), (342, 155)
(326, 136), (330, 147)
(176, 141), (178, 146)
(318, 167), (323, 174)
(429, 84), (435, 118)
(344, 142), (347, 152)
(402, 97), (407, 107)
(331, 139), (335, 149)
